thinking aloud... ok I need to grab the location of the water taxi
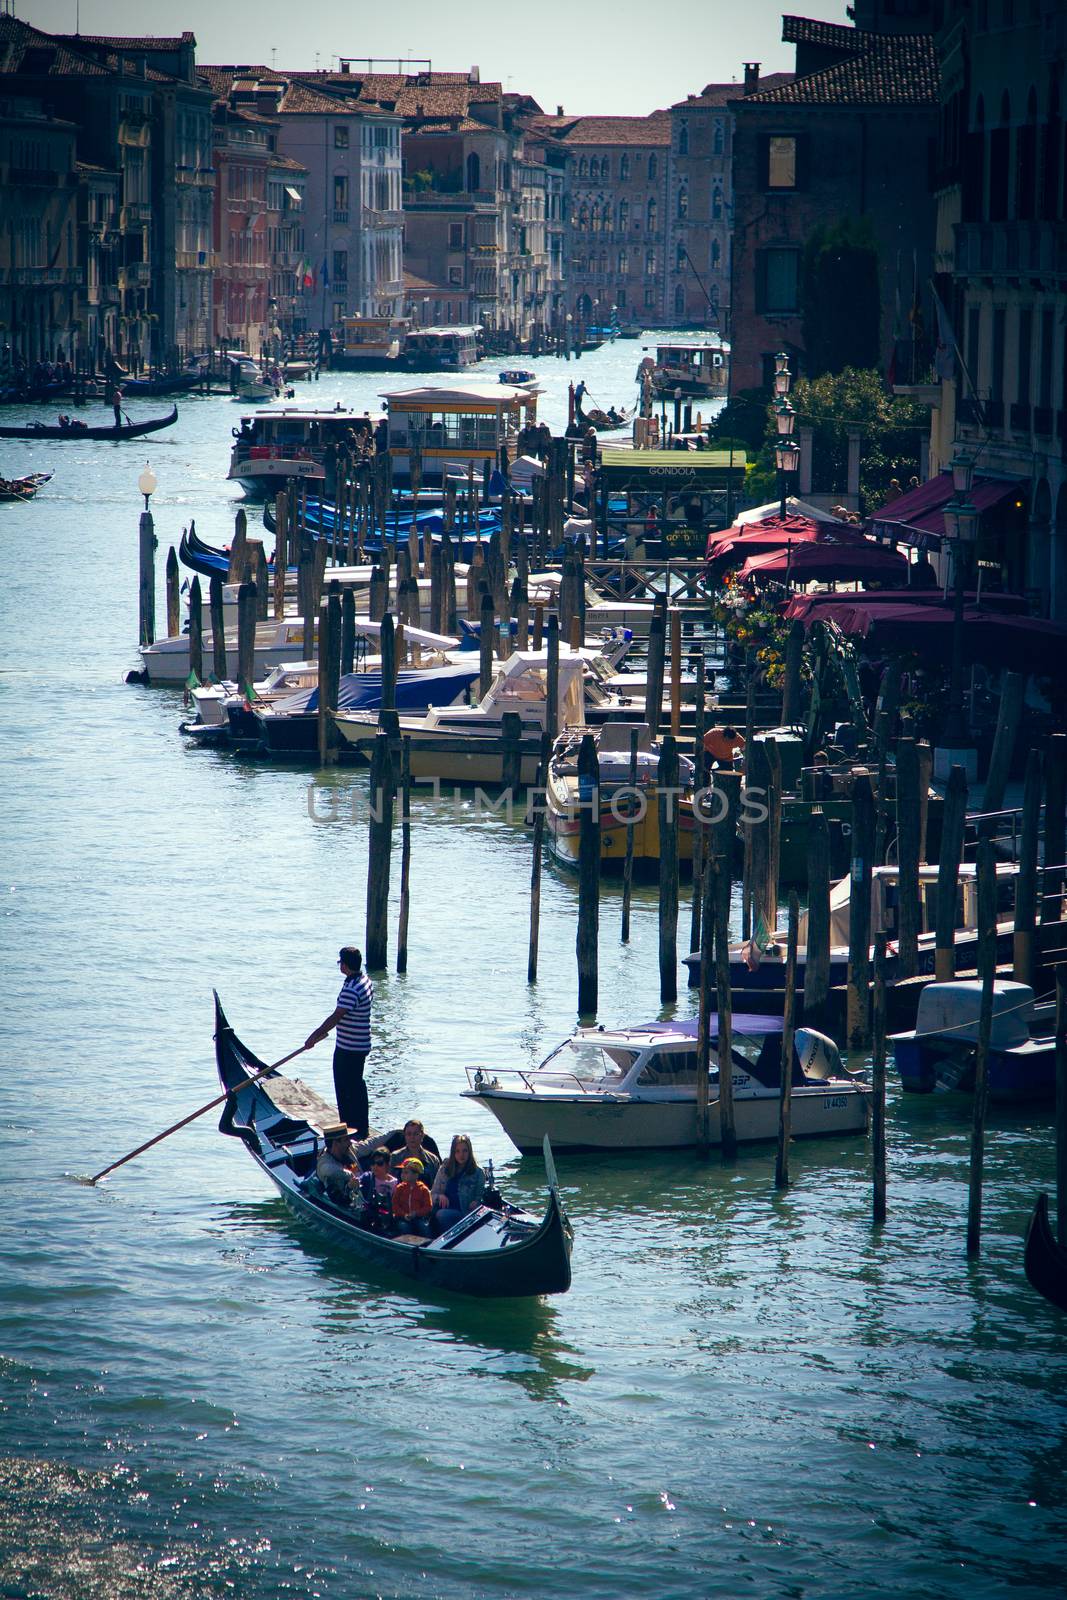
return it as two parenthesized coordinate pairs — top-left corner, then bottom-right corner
(226, 406), (364, 497)
(403, 325), (481, 370)
(462, 1017), (869, 1153)
(383, 379), (540, 487)
(650, 336), (728, 399)
(338, 315), (409, 370)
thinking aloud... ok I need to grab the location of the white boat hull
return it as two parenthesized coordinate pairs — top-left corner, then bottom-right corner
(465, 1083), (869, 1152)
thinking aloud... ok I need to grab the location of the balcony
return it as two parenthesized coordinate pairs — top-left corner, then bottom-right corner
(119, 203), (151, 229)
(333, 209), (349, 224)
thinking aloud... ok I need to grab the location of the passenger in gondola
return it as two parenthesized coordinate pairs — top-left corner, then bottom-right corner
(316, 1122), (362, 1205)
(357, 1147), (397, 1232)
(390, 1157), (433, 1236)
(388, 1118), (440, 1183)
(430, 1134), (486, 1235)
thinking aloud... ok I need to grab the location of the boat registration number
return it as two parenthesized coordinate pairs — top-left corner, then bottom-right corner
(823, 1095), (848, 1109)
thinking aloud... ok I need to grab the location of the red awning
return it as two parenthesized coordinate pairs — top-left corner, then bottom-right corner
(706, 514), (868, 564)
(782, 589), (1028, 625)
(739, 541), (908, 584)
(868, 472), (1024, 548)
(785, 596), (1067, 677)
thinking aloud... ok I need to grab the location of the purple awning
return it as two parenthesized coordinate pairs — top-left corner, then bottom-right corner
(868, 472), (1023, 549)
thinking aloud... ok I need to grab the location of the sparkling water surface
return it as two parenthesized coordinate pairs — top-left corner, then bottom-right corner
(1, 341), (1065, 1599)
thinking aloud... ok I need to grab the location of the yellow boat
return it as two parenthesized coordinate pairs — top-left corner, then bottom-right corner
(544, 723), (697, 869)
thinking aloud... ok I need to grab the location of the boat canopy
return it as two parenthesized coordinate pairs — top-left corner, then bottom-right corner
(383, 381), (539, 407)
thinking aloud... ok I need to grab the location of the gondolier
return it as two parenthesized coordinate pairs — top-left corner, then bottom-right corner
(305, 946), (374, 1136)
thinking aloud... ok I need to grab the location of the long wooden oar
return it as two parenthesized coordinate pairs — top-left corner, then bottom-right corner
(86, 1044), (310, 1185)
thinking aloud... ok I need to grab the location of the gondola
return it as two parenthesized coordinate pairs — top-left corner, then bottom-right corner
(0, 405), (178, 441)
(179, 524), (232, 580)
(0, 470), (52, 502)
(213, 994), (573, 1298)
(1023, 1192), (1067, 1313)
(576, 403), (634, 433)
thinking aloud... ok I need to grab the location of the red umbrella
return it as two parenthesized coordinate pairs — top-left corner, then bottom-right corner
(706, 514), (869, 565)
(737, 541), (908, 585)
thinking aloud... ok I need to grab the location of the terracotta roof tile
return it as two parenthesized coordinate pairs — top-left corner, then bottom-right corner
(781, 15), (865, 52)
(671, 73), (794, 110)
(741, 29), (938, 108)
(531, 112), (671, 146)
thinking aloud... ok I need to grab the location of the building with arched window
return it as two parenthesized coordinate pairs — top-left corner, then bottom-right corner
(529, 109), (670, 328)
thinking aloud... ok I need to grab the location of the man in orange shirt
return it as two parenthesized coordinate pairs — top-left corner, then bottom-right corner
(703, 725), (745, 768)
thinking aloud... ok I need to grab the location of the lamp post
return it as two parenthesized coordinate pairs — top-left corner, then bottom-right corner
(138, 461), (157, 512)
(774, 399), (798, 522)
(941, 450), (979, 751)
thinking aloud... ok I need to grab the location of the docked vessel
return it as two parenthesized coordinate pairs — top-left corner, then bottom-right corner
(383, 379), (540, 488)
(890, 980), (1057, 1100)
(337, 315), (409, 369)
(545, 722), (698, 869)
(463, 1017), (869, 1152)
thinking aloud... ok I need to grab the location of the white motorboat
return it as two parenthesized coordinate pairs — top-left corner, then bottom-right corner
(333, 646), (596, 783)
(463, 1017), (869, 1152)
(139, 617), (312, 686)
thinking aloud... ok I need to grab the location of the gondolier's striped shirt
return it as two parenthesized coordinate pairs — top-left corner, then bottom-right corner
(336, 972), (373, 1052)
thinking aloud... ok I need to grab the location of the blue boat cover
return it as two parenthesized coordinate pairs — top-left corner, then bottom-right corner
(269, 662), (479, 715)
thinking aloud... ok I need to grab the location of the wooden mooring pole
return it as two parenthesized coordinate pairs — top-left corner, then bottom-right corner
(621, 725), (638, 944)
(208, 574), (226, 681)
(934, 763), (969, 981)
(528, 733), (549, 984)
(966, 840), (998, 1257)
(1013, 747), (1043, 986)
(365, 729), (394, 973)
(895, 735), (922, 980)
(658, 733), (680, 1004)
(577, 731), (600, 1017)
(805, 806), (831, 1033)
(715, 772), (742, 1162)
(871, 928), (888, 1224)
(187, 576), (203, 684)
(847, 770), (875, 1050)
(774, 891), (799, 1190)
(165, 546), (180, 639)
(138, 506), (156, 646)
(397, 738), (412, 975)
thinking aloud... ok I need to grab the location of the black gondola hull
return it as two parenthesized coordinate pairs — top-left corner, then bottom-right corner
(0, 405), (178, 441)
(214, 994), (572, 1298)
(1024, 1192), (1067, 1313)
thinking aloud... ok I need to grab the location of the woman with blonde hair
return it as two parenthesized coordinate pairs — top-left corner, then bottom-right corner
(430, 1134), (486, 1235)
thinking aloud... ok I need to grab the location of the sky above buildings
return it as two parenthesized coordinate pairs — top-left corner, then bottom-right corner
(17, 0), (850, 115)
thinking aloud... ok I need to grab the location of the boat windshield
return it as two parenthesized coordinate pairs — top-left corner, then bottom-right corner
(538, 1038), (638, 1082)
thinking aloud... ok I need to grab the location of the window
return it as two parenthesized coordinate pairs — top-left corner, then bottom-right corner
(333, 301), (346, 323)
(334, 125), (349, 149)
(1016, 306), (1032, 407)
(591, 201), (600, 232)
(601, 156), (610, 181)
(618, 249), (629, 275)
(674, 284), (685, 315)
(677, 188), (688, 218)
(448, 265), (463, 285)
(618, 199), (629, 230)
(710, 239), (721, 268)
(648, 153), (657, 180)
(676, 241), (686, 270)
(465, 152), (480, 191)
(620, 154), (630, 180)
(713, 120), (724, 156)
(989, 92), (1010, 220)
(617, 286), (627, 308)
(332, 249), (348, 282)
(991, 305), (1006, 401)
(644, 286), (656, 308)
(1039, 306), (1054, 405)
(767, 135), (797, 189)
(448, 222), (464, 248)
(966, 304), (981, 383)
(645, 248), (656, 276)
(678, 122), (689, 155)
(333, 175), (348, 219)
(756, 247), (800, 314)
(712, 187), (723, 220)
(647, 197), (657, 231)
(578, 156), (588, 178)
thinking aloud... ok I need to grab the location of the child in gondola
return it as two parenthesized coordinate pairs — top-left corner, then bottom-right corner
(357, 1147), (397, 1232)
(391, 1157), (433, 1237)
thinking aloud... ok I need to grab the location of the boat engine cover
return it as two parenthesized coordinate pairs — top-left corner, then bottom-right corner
(795, 1028), (844, 1081)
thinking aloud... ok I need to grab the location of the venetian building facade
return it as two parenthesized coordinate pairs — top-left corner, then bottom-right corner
(928, 0), (1067, 621)
(534, 112), (671, 331)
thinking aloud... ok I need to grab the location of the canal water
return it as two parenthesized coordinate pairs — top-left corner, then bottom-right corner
(1, 341), (1064, 1599)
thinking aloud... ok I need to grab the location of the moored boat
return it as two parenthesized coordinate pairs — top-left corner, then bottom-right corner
(1024, 1193), (1067, 1313)
(649, 336), (728, 399)
(214, 994), (573, 1297)
(890, 980), (1057, 1099)
(463, 1016), (869, 1153)
(545, 721), (698, 869)
(0, 470), (53, 501)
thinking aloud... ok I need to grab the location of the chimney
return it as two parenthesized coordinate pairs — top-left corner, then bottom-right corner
(557, 105), (564, 116)
(340, 60), (350, 73)
(743, 62), (760, 95)
(470, 64), (480, 83)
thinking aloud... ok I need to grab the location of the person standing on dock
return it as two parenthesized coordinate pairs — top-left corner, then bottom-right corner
(304, 947), (374, 1137)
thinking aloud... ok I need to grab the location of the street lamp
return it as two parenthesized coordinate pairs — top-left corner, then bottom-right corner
(774, 400), (798, 520)
(773, 350), (791, 398)
(138, 462), (157, 511)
